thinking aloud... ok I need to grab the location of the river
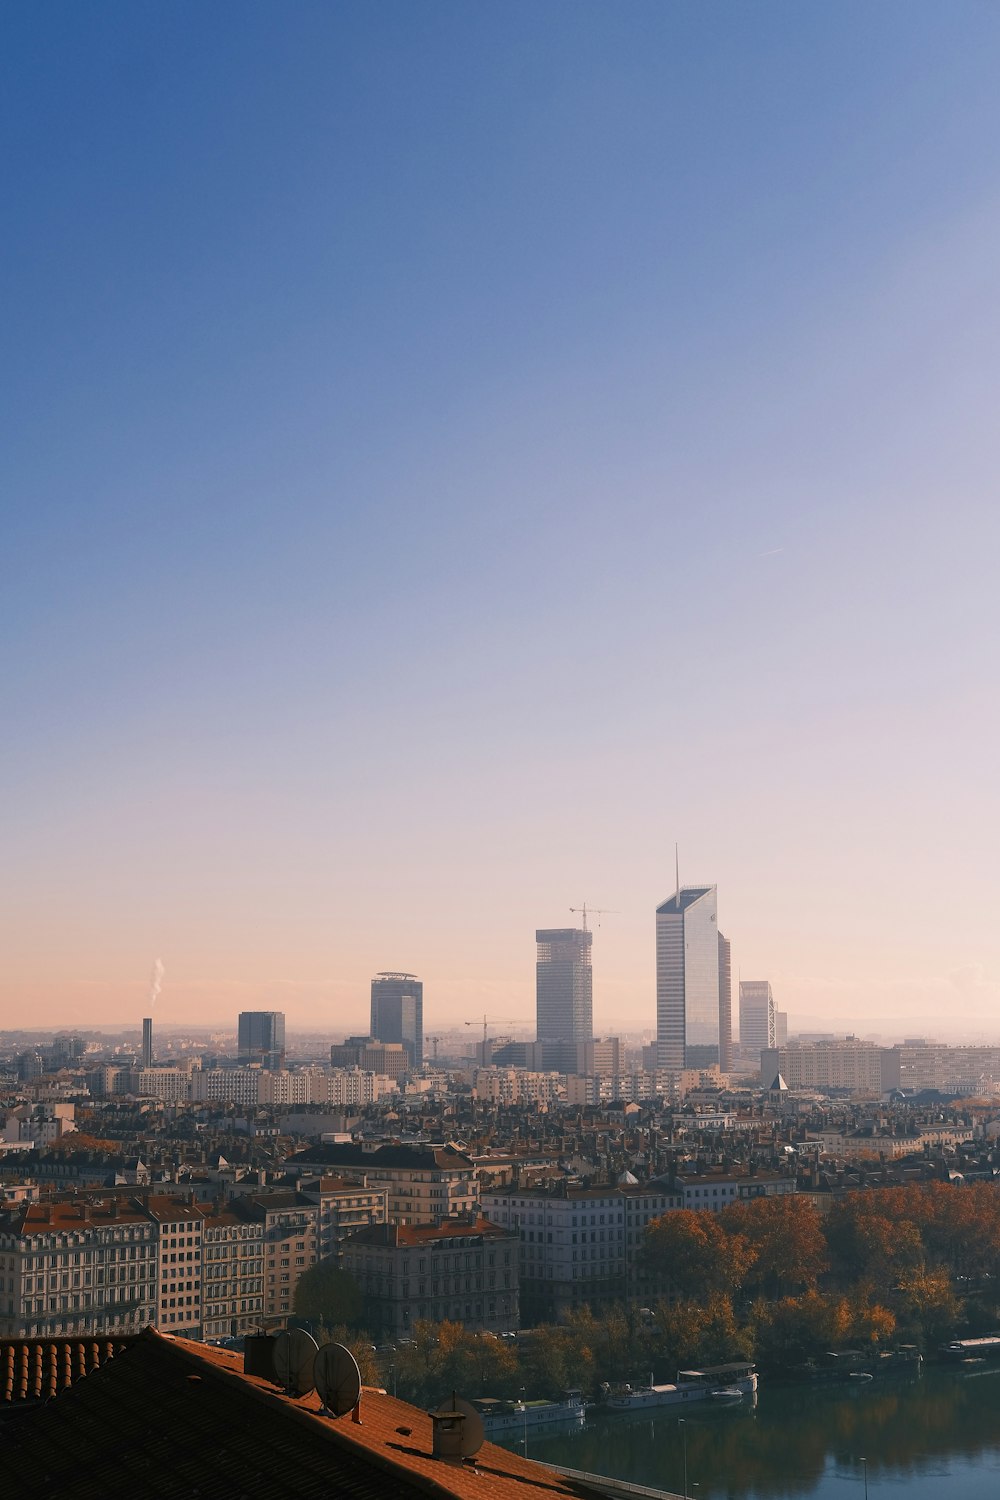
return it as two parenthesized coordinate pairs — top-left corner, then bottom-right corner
(490, 1363), (1000, 1498)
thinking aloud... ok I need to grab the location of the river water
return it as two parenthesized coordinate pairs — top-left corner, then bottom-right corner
(491, 1363), (1000, 1498)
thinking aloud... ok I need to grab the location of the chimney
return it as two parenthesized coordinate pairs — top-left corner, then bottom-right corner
(430, 1400), (469, 1465)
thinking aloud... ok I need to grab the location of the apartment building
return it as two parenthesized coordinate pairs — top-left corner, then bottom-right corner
(190, 1067), (397, 1108)
(233, 1192), (320, 1324)
(471, 1069), (565, 1106)
(481, 1183), (679, 1323)
(761, 1042), (890, 1094)
(132, 1068), (193, 1102)
(287, 1143), (479, 1225)
(330, 1037), (409, 1080)
(145, 1195), (207, 1338)
(672, 1168), (797, 1209)
(201, 1206), (265, 1339)
(340, 1216), (519, 1337)
(295, 1175), (388, 1259)
(0, 1198), (157, 1339)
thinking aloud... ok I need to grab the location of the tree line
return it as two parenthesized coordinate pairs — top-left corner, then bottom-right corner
(292, 1181), (1000, 1406)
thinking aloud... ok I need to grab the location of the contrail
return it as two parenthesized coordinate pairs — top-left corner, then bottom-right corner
(757, 547), (784, 557)
(149, 958), (165, 1010)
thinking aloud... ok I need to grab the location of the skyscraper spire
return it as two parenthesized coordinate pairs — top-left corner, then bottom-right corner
(675, 842), (680, 907)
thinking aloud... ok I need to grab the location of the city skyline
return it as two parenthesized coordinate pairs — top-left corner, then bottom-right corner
(3, 6), (1000, 1038)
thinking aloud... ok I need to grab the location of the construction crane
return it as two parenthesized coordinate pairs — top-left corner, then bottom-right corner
(465, 1014), (523, 1046)
(569, 904), (619, 931)
(426, 1036), (442, 1061)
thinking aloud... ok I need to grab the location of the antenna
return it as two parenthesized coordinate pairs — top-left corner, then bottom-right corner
(314, 1342), (363, 1418)
(675, 843), (680, 907)
(272, 1328), (318, 1397)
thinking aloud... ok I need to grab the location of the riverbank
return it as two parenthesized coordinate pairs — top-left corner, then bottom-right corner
(492, 1362), (1000, 1499)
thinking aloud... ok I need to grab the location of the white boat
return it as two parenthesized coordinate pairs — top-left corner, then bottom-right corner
(603, 1362), (758, 1413)
(678, 1362), (759, 1397)
(477, 1391), (587, 1435)
(604, 1376), (708, 1410)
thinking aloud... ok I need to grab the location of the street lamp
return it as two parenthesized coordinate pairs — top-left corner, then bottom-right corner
(859, 1457), (868, 1500)
(678, 1419), (688, 1500)
(520, 1388), (528, 1455)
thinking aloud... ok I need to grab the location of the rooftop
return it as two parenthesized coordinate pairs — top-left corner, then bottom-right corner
(655, 886), (714, 917)
(1, 1329), (610, 1500)
(346, 1217), (514, 1247)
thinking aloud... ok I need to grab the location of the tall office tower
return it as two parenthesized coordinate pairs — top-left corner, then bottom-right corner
(536, 927), (593, 1072)
(142, 1017), (153, 1070)
(370, 973), (423, 1068)
(774, 1010), (788, 1046)
(237, 1011), (286, 1070)
(718, 933), (733, 1073)
(739, 980), (775, 1054)
(655, 885), (733, 1071)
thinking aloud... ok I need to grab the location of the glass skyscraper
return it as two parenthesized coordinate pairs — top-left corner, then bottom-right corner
(535, 927), (593, 1072)
(656, 885), (733, 1072)
(370, 972), (423, 1068)
(739, 979), (776, 1054)
(237, 1010), (286, 1070)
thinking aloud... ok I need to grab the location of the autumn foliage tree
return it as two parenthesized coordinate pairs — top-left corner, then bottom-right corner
(720, 1196), (828, 1297)
(644, 1209), (755, 1300)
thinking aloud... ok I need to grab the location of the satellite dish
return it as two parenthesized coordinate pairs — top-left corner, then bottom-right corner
(314, 1342), (363, 1417)
(441, 1393), (485, 1458)
(272, 1328), (319, 1396)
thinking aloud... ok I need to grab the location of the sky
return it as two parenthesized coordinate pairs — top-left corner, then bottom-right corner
(3, 2), (1000, 1041)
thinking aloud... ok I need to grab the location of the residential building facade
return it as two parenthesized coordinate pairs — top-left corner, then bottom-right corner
(341, 1216), (519, 1336)
(0, 1198), (157, 1339)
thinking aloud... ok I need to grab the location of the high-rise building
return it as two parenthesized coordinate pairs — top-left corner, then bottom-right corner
(739, 980), (775, 1053)
(370, 973), (423, 1068)
(141, 1017), (153, 1070)
(774, 1009), (788, 1046)
(655, 885), (733, 1072)
(536, 927), (593, 1072)
(237, 1011), (285, 1070)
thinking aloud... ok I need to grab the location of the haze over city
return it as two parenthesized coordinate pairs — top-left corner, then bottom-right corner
(4, 4), (1000, 1039)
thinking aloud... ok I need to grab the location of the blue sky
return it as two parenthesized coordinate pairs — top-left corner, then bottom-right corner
(3, 3), (1000, 1035)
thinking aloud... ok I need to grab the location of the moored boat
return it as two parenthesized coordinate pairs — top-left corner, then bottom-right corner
(601, 1362), (757, 1412)
(476, 1391), (587, 1435)
(940, 1335), (1000, 1361)
(678, 1362), (758, 1398)
(602, 1378), (708, 1411)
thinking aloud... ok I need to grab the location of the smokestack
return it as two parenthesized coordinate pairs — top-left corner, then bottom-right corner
(142, 1018), (153, 1070)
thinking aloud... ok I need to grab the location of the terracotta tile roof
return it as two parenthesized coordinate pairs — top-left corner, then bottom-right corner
(0, 1336), (133, 1406)
(2, 1328), (606, 1500)
(346, 1217), (513, 1247)
(0, 1200), (152, 1234)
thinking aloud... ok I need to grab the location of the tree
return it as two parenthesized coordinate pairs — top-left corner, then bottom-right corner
(824, 1194), (924, 1285)
(893, 1267), (962, 1349)
(721, 1196), (827, 1296)
(853, 1299), (896, 1348)
(292, 1260), (362, 1327)
(646, 1293), (750, 1374)
(751, 1291), (852, 1369)
(644, 1210), (755, 1300)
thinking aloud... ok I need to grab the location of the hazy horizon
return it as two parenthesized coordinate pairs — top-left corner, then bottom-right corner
(4, 5), (999, 1038)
